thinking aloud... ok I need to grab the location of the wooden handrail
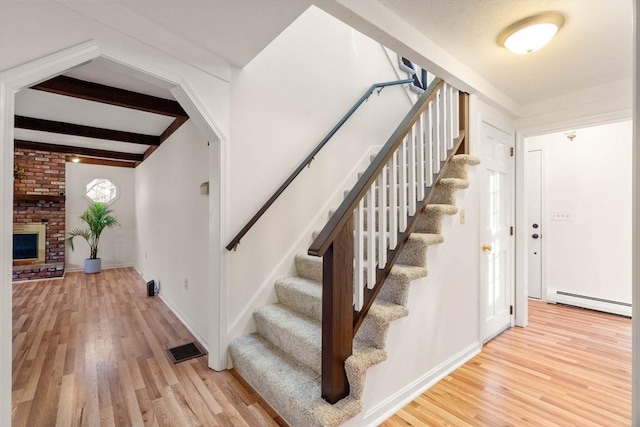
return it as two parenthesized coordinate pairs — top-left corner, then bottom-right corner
(225, 79), (414, 251)
(308, 78), (444, 257)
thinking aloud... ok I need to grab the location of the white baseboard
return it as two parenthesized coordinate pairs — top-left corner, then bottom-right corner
(547, 288), (632, 317)
(361, 342), (481, 426)
(133, 267), (209, 351)
(65, 263), (134, 273)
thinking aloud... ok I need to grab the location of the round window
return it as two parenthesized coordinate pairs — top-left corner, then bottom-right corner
(86, 178), (118, 204)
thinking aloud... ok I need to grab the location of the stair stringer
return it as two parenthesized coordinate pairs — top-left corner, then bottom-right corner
(229, 154), (480, 427)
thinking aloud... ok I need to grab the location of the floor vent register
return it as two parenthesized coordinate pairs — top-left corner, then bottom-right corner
(167, 341), (207, 364)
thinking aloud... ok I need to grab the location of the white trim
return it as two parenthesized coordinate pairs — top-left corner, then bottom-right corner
(64, 263), (134, 273)
(514, 131), (528, 327)
(546, 289), (632, 318)
(361, 343), (481, 426)
(631, 3), (638, 424)
(0, 81), (15, 427)
(1, 41), (103, 427)
(0, 40), (99, 89)
(169, 82), (229, 371)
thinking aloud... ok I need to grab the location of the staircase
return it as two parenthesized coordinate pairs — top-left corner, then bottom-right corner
(229, 78), (479, 426)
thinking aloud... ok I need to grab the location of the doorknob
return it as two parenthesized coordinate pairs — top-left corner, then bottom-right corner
(532, 234), (539, 239)
(482, 244), (492, 252)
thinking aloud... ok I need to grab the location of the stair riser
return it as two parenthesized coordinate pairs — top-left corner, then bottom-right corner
(275, 280), (323, 323)
(413, 209), (453, 234)
(254, 307), (322, 374)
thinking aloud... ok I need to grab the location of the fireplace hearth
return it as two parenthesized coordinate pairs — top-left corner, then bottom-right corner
(13, 224), (46, 265)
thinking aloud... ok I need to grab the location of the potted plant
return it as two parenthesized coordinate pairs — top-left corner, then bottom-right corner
(65, 201), (119, 274)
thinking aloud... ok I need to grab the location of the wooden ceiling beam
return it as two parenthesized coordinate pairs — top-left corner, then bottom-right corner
(64, 155), (136, 169)
(15, 115), (160, 146)
(32, 75), (188, 118)
(14, 140), (144, 162)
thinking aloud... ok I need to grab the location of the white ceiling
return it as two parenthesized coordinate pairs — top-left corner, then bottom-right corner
(11, 0), (633, 158)
(14, 59), (176, 155)
(380, 0), (633, 106)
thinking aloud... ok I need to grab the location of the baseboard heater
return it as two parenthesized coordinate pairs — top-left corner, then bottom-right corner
(550, 290), (632, 317)
(556, 291), (631, 308)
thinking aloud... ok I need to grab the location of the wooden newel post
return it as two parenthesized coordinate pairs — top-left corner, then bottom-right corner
(321, 217), (354, 404)
(458, 92), (469, 154)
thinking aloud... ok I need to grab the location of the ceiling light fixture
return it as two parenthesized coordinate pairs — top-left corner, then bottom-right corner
(72, 157), (80, 163)
(498, 12), (565, 55)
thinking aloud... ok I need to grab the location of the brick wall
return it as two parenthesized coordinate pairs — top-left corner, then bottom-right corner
(13, 148), (66, 280)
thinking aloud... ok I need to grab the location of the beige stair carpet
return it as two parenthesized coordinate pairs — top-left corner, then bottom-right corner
(229, 154), (480, 426)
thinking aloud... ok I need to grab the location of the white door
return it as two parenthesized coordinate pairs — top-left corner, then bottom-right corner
(526, 149), (542, 299)
(480, 120), (514, 343)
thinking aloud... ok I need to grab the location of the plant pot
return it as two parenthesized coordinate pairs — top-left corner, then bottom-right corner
(84, 258), (102, 274)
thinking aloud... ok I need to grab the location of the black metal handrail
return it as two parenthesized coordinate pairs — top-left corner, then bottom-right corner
(226, 79), (414, 251)
(308, 78), (443, 258)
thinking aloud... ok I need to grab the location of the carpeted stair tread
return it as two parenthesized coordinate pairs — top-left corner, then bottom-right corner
(396, 232), (445, 266)
(426, 203), (458, 214)
(440, 154), (480, 180)
(295, 252), (427, 283)
(229, 334), (361, 427)
(254, 303), (323, 373)
(438, 177), (469, 188)
(275, 275), (408, 323)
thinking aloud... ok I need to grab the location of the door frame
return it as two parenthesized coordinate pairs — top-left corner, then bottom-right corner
(472, 97), (516, 343)
(524, 145), (545, 301)
(0, 41), (230, 424)
(514, 111), (633, 328)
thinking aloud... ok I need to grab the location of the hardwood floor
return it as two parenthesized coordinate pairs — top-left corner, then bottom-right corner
(13, 271), (632, 426)
(382, 300), (632, 426)
(12, 268), (281, 427)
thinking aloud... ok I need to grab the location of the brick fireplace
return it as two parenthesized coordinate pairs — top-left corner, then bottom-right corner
(13, 148), (66, 281)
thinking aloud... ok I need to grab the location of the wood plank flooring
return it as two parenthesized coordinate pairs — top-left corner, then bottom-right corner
(382, 300), (632, 426)
(12, 268), (281, 427)
(13, 270), (632, 426)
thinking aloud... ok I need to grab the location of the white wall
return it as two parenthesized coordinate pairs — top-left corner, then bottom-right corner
(135, 122), (211, 346)
(226, 6), (414, 339)
(526, 120), (633, 311)
(65, 163), (136, 270)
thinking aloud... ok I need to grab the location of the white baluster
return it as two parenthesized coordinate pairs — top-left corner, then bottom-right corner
(438, 88), (447, 162)
(407, 126), (416, 216)
(417, 112), (425, 201)
(453, 88), (459, 142)
(447, 84), (454, 149)
(389, 152), (398, 249)
(439, 84), (447, 162)
(440, 83), (449, 156)
(366, 185), (376, 289)
(425, 101), (434, 187)
(377, 168), (387, 267)
(399, 138), (408, 232)
(434, 89), (441, 174)
(354, 200), (364, 311)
